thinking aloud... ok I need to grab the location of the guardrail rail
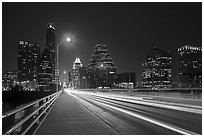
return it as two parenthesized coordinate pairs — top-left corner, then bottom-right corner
(2, 91), (62, 135)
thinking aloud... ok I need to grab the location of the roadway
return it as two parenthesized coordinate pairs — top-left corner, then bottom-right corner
(67, 89), (202, 135)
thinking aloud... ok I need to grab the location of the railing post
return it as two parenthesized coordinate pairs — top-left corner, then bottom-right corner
(43, 98), (47, 108)
(13, 110), (25, 134)
(33, 102), (39, 118)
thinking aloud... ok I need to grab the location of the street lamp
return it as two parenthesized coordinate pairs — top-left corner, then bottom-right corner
(67, 37), (71, 42)
(56, 36), (72, 92)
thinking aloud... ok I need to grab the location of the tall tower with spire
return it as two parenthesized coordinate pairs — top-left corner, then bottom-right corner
(38, 23), (56, 92)
(70, 58), (83, 89)
(46, 23), (56, 82)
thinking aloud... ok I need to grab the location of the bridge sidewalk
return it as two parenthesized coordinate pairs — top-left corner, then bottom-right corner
(35, 91), (117, 135)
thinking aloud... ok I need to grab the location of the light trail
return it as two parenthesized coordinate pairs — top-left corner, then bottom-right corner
(69, 90), (201, 114)
(68, 90), (199, 135)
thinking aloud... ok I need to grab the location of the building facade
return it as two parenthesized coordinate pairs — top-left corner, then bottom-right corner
(17, 40), (40, 83)
(87, 44), (116, 88)
(46, 23), (56, 82)
(69, 58), (83, 89)
(142, 47), (172, 88)
(114, 72), (136, 89)
(2, 71), (18, 91)
(79, 67), (87, 89)
(178, 45), (202, 87)
(38, 48), (53, 91)
(38, 23), (56, 92)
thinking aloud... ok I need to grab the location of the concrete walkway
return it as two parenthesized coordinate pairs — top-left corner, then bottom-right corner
(35, 91), (117, 135)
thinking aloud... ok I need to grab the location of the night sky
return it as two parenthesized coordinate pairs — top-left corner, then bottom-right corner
(2, 2), (202, 82)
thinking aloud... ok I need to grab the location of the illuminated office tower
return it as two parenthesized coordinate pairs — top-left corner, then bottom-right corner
(87, 44), (116, 88)
(178, 45), (202, 87)
(70, 58), (83, 89)
(142, 47), (172, 88)
(38, 23), (56, 91)
(17, 40), (40, 83)
(46, 23), (56, 82)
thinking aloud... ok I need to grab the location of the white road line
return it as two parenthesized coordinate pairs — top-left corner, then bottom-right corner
(69, 92), (198, 135)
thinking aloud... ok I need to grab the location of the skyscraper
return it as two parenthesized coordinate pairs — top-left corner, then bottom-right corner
(69, 58), (83, 89)
(17, 40), (40, 82)
(87, 44), (116, 88)
(178, 45), (202, 87)
(88, 44), (116, 71)
(142, 47), (172, 88)
(38, 48), (53, 91)
(46, 23), (56, 82)
(38, 23), (56, 92)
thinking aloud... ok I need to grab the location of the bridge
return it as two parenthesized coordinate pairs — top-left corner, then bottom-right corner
(2, 89), (202, 135)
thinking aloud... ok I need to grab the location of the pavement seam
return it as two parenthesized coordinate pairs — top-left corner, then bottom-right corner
(69, 92), (121, 135)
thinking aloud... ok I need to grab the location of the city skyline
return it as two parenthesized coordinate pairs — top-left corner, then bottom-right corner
(2, 2), (202, 82)
(2, 2), (202, 135)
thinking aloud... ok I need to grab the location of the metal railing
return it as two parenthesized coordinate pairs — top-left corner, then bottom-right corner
(2, 91), (62, 135)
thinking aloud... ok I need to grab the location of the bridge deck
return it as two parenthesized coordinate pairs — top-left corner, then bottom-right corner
(35, 91), (117, 135)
